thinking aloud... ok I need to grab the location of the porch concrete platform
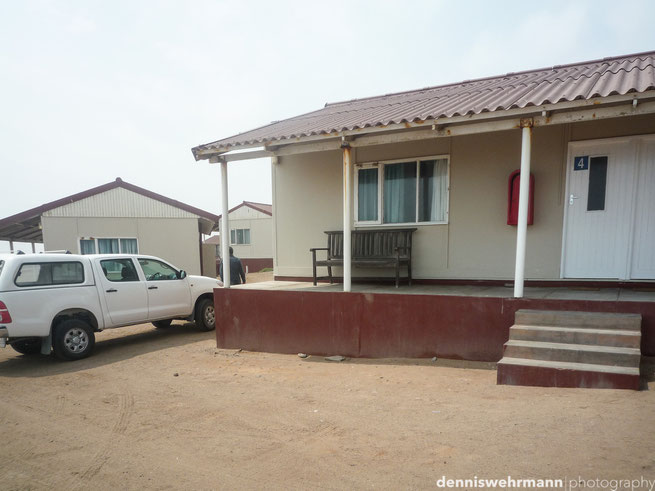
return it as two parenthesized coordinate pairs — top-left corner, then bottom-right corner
(234, 280), (655, 303)
(215, 281), (655, 364)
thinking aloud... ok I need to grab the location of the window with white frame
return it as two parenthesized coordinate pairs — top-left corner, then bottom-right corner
(230, 229), (251, 245)
(355, 156), (449, 225)
(79, 238), (139, 255)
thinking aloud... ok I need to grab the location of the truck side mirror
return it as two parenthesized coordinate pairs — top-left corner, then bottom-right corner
(178, 270), (187, 280)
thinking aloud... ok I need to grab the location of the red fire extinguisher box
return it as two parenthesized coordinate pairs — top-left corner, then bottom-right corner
(507, 170), (534, 226)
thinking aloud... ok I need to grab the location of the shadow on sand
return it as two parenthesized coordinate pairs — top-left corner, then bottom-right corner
(0, 322), (215, 378)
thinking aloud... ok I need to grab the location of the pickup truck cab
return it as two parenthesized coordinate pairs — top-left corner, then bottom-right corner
(0, 253), (222, 360)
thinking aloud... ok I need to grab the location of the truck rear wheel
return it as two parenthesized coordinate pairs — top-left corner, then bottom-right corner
(11, 338), (42, 355)
(194, 298), (215, 331)
(53, 319), (95, 361)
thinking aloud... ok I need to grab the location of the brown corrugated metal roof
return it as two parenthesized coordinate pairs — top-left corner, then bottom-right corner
(193, 50), (655, 156)
(216, 201), (273, 220)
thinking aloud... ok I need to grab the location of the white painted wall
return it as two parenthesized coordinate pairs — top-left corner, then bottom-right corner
(274, 115), (655, 280)
(42, 187), (199, 219)
(42, 216), (202, 275)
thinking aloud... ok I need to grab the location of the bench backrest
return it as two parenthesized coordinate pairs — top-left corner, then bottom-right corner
(325, 228), (416, 259)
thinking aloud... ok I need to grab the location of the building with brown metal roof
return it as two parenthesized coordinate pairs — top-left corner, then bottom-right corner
(193, 50), (655, 290)
(0, 178), (219, 276)
(190, 50), (655, 374)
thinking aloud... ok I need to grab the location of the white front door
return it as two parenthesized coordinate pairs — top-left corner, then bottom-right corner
(562, 136), (655, 280)
(631, 139), (655, 279)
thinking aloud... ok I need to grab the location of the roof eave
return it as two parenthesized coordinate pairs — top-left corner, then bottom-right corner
(193, 92), (655, 162)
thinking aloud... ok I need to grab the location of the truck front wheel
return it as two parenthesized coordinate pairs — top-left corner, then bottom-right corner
(53, 319), (95, 361)
(195, 298), (215, 331)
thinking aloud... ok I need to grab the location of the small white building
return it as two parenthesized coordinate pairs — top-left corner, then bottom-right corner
(205, 201), (273, 273)
(0, 178), (219, 276)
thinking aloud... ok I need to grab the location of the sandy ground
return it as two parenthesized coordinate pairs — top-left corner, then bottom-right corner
(1, 319), (655, 491)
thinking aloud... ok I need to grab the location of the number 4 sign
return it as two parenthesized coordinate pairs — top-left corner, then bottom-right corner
(574, 156), (589, 171)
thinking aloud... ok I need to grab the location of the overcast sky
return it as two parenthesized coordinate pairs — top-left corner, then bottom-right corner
(2, 0), (654, 251)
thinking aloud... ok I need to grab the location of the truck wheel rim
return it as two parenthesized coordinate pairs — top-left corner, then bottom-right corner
(204, 306), (215, 327)
(64, 328), (88, 353)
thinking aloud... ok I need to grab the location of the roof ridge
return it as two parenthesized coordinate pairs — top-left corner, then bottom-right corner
(243, 200), (272, 206)
(323, 50), (655, 108)
(0, 178), (220, 228)
(309, 61), (654, 120)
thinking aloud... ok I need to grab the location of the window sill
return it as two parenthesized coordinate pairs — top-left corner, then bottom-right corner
(354, 221), (448, 228)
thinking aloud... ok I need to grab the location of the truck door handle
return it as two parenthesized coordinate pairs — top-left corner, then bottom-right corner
(106, 288), (117, 293)
(148, 286), (158, 290)
(569, 194), (580, 205)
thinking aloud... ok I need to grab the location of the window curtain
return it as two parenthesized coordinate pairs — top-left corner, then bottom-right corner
(358, 168), (378, 221)
(80, 239), (96, 255)
(383, 162), (416, 223)
(120, 239), (138, 254)
(418, 159), (448, 222)
(98, 238), (119, 254)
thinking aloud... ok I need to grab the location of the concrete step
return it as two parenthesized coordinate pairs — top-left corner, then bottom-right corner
(497, 357), (640, 390)
(509, 324), (641, 349)
(515, 310), (642, 331)
(502, 340), (641, 367)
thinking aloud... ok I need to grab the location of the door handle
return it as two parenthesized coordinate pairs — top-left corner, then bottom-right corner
(148, 286), (158, 290)
(106, 288), (117, 293)
(569, 194), (580, 205)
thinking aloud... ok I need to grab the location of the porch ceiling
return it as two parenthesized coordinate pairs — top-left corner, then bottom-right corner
(0, 215), (42, 243)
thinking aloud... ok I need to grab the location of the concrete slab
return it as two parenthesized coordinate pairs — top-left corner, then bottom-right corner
(232, 281), (655, 303)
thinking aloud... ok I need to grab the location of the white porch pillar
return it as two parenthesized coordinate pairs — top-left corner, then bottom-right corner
(342, 144), (352, 292)
(220, 160), (231, 288)
(271, 156), (278, 274)
(513, 119), (533, 298)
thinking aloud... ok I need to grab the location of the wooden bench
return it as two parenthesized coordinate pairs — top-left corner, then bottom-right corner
(310, 228), (417, 288)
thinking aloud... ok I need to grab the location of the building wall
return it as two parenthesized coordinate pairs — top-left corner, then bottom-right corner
(274, 115), (655, 280)
(41, 187), (199, 219)
(223, 206), (273, 261)
(41, 216), (202, 275)
(201, 242), (217, 278)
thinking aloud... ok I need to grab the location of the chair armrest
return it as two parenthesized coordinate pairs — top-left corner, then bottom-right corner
(311, 247), (330, 263)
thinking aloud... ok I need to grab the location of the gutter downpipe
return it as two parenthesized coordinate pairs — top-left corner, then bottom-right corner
(513, 119), (533, 298)
(220, 160), (231, 288)
(342, 143), (352, 292)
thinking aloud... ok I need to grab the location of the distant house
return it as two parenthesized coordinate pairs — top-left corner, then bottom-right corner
(0, 178), (219, 276)
(205, 201), (273, 273)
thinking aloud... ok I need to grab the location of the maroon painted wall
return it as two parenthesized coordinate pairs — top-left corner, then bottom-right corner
(213, 289), (655, 362)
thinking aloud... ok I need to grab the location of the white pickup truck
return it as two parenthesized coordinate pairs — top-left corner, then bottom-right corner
(0, 253), (222, 360)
